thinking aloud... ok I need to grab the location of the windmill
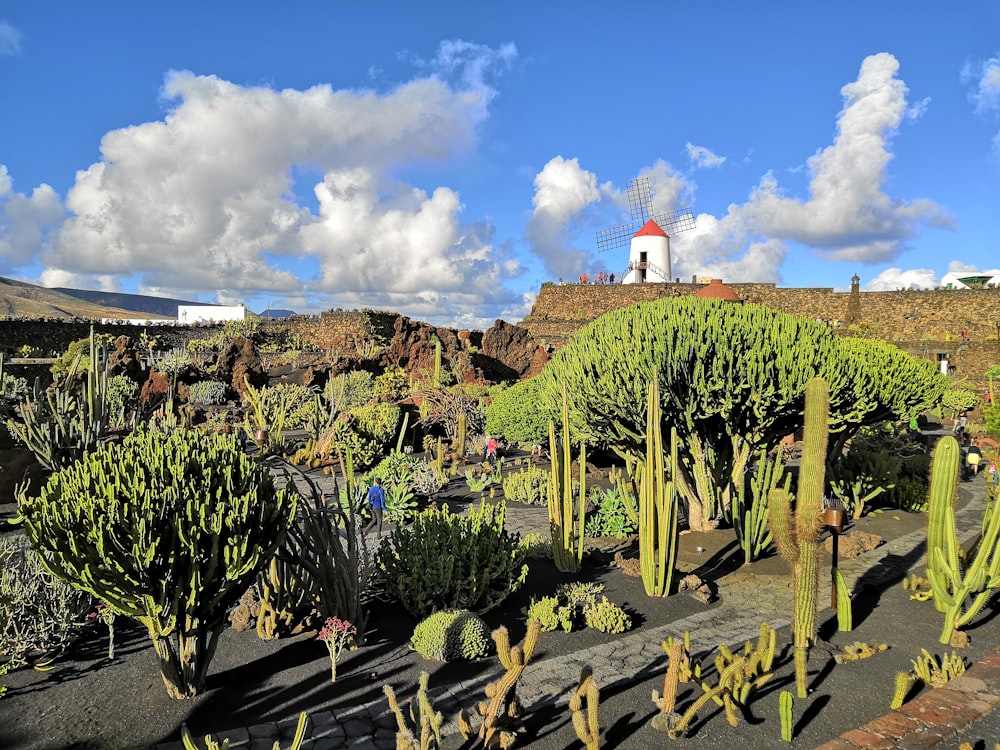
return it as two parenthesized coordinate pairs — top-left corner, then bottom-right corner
(596, 177), (695, 284)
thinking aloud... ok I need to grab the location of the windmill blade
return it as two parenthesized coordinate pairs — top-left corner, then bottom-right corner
(625, 177), (652, 223)
(596, 222), (637, 253)
(651, 207), (696, 235)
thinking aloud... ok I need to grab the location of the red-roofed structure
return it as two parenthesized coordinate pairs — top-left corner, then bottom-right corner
(633, 219), (667, 238)
(695, 278), (741, 302)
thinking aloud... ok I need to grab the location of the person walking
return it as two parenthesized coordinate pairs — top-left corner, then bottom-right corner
(486, 435), (498, 463)
(363, 477), (386, 537)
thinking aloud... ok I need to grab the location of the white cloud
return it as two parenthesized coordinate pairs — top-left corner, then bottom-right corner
(12, 41), (522, 325)
(686, 143), (725, 169)
(0, 166), (65, 268)
(864, 267), (938, 290)
(962, 53), (1000, 155)
(0, 21), (21, 56)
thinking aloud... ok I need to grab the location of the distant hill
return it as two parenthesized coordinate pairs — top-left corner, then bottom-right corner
(52, 287), (202, 318)
(0, 276), (189, 320)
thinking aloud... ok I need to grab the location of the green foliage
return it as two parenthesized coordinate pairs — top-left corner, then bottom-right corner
(941, 386), (979, 414)
(985, 403), (1000, 438)
(353, 402), (401, 450)
(0, 371), (29, 408)
(104, 374), (140, 424)
(521, 596), (573, 632)
(828, 429), (902, 519)
(377, 501), (528, 619)
(533, 297), (944, 531)
(0, 534), (93, 667)
(584, 486), (637, 538)
(156, 348), (192, 374)
(325, 370), (375, 415)
(49, 333), (115, 377)
(18, 426), (298, 698)
(733, 450), (789, 564)
(502, 465), (550, 505)
(548, 386), (586, 573)
(582, 596), (632, 633)
(485, 378), (549, 447)
(410, 609), (491, 661)
(373, 365), (410, 401)
(519, 532), (553, 559)
(186, 380), (230, 406)
(890, 476), (929, 512)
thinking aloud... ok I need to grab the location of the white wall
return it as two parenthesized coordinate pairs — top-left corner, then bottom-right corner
(177, 304), (247, 324)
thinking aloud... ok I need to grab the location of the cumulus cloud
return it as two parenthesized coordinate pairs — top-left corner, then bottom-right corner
(686, 143), (725, 169)
(0, 21), (21, 56)
(864, 267), (938, 290)
(0, 166), (65, 268)
(962, 52), (1000, 155)
(10, 40), (523, 325)
(525, 156), (614, 278)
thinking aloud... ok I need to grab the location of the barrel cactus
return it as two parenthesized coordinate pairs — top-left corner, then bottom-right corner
(18, 425), (298, 699)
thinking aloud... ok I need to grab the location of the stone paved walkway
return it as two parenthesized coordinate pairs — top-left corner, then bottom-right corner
(154, 483), (993, 750)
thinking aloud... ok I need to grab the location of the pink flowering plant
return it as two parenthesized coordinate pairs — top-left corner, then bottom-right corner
(87, 601), (117, 659)
(317, 616), (357, 682)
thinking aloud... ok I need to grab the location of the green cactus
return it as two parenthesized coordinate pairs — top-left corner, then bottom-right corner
(769, 376), (829, 698)
(456, 412), (467, 459)
(780, 690), (793, 742)
(18, 426), (297, 699)
(569, 668), (600, 750)
(911, 648), (967, 687)
(638, 380), (679, 597)
(925, 435), (1000, 644)
(547, 385), (586, 573)
(833, 568), (853, 632)
(734, 448), (789, 564)
(890, 671), (913, 710)
(181, 711), (308, 750)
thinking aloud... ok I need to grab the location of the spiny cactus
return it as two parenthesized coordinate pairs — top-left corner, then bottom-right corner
(384, 672), (445, 750)
(834, 642), (888, 663)
(911, 648), (967, 688)
(779, 690), (793, 742)
(734, 448), (789, 564)
(925, 435), (1000, 645)
(890, 671), (913, 710)
(570, 668), (600, 750)
(460, 619), (542, 749)
(769, 376), (829, 697)
(650, 638), (684, 732)
(547, 385), (586, 573)
(181, 711), (308, 750)
(833, 569), (853, 632)
(18, 426), (298, 699)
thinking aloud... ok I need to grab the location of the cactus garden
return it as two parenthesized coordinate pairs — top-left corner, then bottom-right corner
(1, 299), (1000, 748)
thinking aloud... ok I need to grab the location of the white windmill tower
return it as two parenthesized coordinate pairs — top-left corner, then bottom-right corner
(596, 177), (696, 284)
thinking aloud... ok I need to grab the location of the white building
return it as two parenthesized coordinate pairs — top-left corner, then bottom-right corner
(177, 303), (248, 324)
(939, 270), (1000, 289)
(622, 220), (672, 284)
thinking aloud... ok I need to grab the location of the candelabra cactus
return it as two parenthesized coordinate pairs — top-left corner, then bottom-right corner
(769, 376), (829, 698)
(925, 435), (1000, 645)
(548, 385), (586, 573)
(18, 426), (297, 699)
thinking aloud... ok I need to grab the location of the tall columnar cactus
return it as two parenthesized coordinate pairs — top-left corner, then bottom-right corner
(769, 376), (829, 698)
(456, 412), (467, 459)
(570, 668), (600, 750)
(548, 385), (586, 573)
(734, 448), (789, 564)
(925, 435), (1000, 645)
(432, 336), (442, 387)
(638, 380), (679, 597)
(18, 426), (298, 699)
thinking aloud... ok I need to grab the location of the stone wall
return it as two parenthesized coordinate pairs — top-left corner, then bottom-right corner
(0, 320), (215, 358)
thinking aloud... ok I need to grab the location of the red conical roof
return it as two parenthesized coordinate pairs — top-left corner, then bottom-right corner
(633, 219), (667, 238)
(695, 278), (741, 301)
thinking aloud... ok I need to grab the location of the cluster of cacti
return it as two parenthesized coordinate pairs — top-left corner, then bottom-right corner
(911, 648), (967, 688)
(827, 442), (901, 520)
(180, 712), (308, 750)
(410, 609), (491, 661)
(547, 385), (586, 573)
(522, 595), (574, 633)
(5, 328), (114, 472)
(502, 465), (551, 505)
(533, 298), (944, 533)
(664, 623), (777, 738)
(377, 501), (528, 618)
(581, 597), (632, 634)
(242, 375), (291, 452)
(17, 426), (298, 699)
(636, 380), (679, 597)
(385, 672), (445, 750)
(833, 641), (888, 663)
(925, 435), (1000, 645)
(769, 376), (829, 698)
(255, 552), (317, 640)
(459, 619), (542, 748)
(569, 669), (601, 750)
(733, 448), (789, 564)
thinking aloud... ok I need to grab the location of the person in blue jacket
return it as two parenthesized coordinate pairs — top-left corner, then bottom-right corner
(364, 477), (386, 537)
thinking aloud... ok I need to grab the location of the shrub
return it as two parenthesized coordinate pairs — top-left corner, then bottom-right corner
(105, 374), (140, 423)
(18, 426), (297, 699)
(889, 476), (929, 512)
(187, 380), (230, 406)
(485, 378), (548, 447)
(522, 596), (574, 633)
(502, 466), (550, 505)
(409, 609), (490, 661)
(520, 532), (554, 559)
(377, 501), (528, 618)
(373, 365), (410, 401)
(156, 348), (192, 374)
(582, 596), (632, 634)
(326, 370), (375, 415)
(0, 534), (92, 667)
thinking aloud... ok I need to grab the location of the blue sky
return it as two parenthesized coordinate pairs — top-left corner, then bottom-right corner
(1, 2), (999, 328)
